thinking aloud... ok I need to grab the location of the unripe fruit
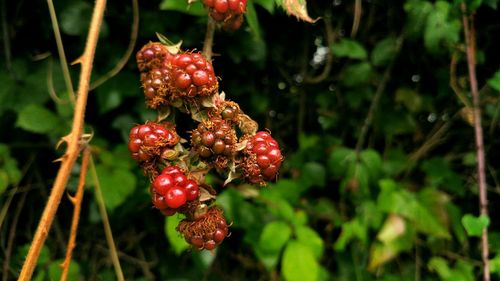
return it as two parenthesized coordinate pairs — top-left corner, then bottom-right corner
(177, 207), (229, 250)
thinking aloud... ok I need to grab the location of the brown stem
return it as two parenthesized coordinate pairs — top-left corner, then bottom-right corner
(89, 155), (125, 281)
(18, 0), (107, 279)
(203, 17), (216, 61)
(2, 189), (27, 281)
(90, 0), (139, 90)
(59, 148), (90, 281)
(350, 0), (362, 38)
(449, 50), (472, 108)
(461, 4), (490, 281)
(47, 0), (76, 103)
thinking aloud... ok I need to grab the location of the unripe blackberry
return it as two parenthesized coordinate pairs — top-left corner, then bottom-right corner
(208, 100), (241, 124)
(177, 206), (229, 250)
(241, 131), (283, 184)
(170, 52), (218, 99)
(140, 68), (175, 109)
(136, 42), (173, 73)
(203, 0), (247, 31)
(151, 166), (200, 215)
(128, 122), (180, 163)
(191, 118), (237, 169)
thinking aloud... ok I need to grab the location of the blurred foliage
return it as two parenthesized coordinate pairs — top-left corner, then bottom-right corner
(1, 0), (500, 280)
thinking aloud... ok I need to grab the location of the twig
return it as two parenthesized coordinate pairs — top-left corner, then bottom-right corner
(350, 0), (362, 38)
(90, 0), (139, 90)
(47, 0), (76, 103)
(1, 0), (11, 72)
(18, 0), (107, 279)
(89, 155), (125, 281)
(304, 14), (334, 84)
(203, 17), (216, 61)
(354, 36), (403, 158)
(461, 4), (489, 281)
(2, 188), (27, 281)
(60, 148), (90, 281)
(449, 50), (472, 108)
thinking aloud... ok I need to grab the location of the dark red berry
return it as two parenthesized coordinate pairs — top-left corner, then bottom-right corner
(241, 131), (283, 184)
(184, 180), (200, 201)
(165, 187), (187, 209)
(152, 174), (174, 196)
(128, 122), (180, 163)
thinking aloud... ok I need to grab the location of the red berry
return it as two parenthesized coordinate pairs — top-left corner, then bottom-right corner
(184, 180), (200, 201)
(153, 174), (174, 196)
(204, 240), (217, 250)
(214, 0), (229, 13)
(152, 193), (169, 210)
(128, 122), (180, 162)
(175, 73), (192, 89)
(165, 187), (187, 208)
(172, 173), (187, 186)
(213, 229), (227, 243)
(242, 131), (283, 184)
(162, 165), (183, 175)
(192, 70), (209, 86)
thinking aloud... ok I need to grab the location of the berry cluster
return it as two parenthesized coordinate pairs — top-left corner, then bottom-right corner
(177, 206), (229, 250)
(202, 0), (247, 31)
(151, 166), (200, 215)
(191, 118), (237, 169)
(137, 44), (218, 109)
(130, 37), (283, 251)
(128, 122), (179, 163)
(242, 131), (283, 184)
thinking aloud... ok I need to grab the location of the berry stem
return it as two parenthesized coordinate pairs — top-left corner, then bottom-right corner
(461, 4), (490, 281)
(18, 0), (107, 279)
(203, 17), (216, 61)
(89, 155), (126, 281)
(46, 0), (76, 103)
(60, 147), (90, 281)
(90, 0), (139, 90)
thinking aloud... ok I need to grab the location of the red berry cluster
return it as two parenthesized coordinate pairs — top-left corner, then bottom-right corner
(151, 166), (200, 215)
(170, 53), (218, 99)
(130, 38), (283, 251)
(128, 122), (180, 163)
(177, 206), (229, 250)
(136, 43), (218, 109)
(202, 0), (247, 30)
(242, 131), (283, 184)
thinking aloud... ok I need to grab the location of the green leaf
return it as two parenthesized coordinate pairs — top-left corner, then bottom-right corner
(428, 257), (452, 279)
(334, 218), (367, 251)
(165, 215), (189, 254)
(258, 220), (292, 254)
(16, 104), (61, 134)
(245, 0), (262, 39)
(404, 0), (433, 37)
(300, 162), (326, 188)
(360, 149), (383, 182)
(332, 39), (367, 60)
(0, 170), (8, 194)
(159, 0), (206, 16)
(296, 226), (324, 259)
(254, 0), (275, 13)
(371, 37), (398, 67)
(342, 62), (372, 87)
(484, 0), (498, 9)
(282, 241), (319, 281)
(488, 71), (500, 91)
(327, 146), (355, 178)
(92, 165), (136, 211)
(462, 214), (490, 237)
(48, 259), (80, 281)
(60, 1), (92, 35)
(424, 1), (461, 53)
(377, 179), (450, 238)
